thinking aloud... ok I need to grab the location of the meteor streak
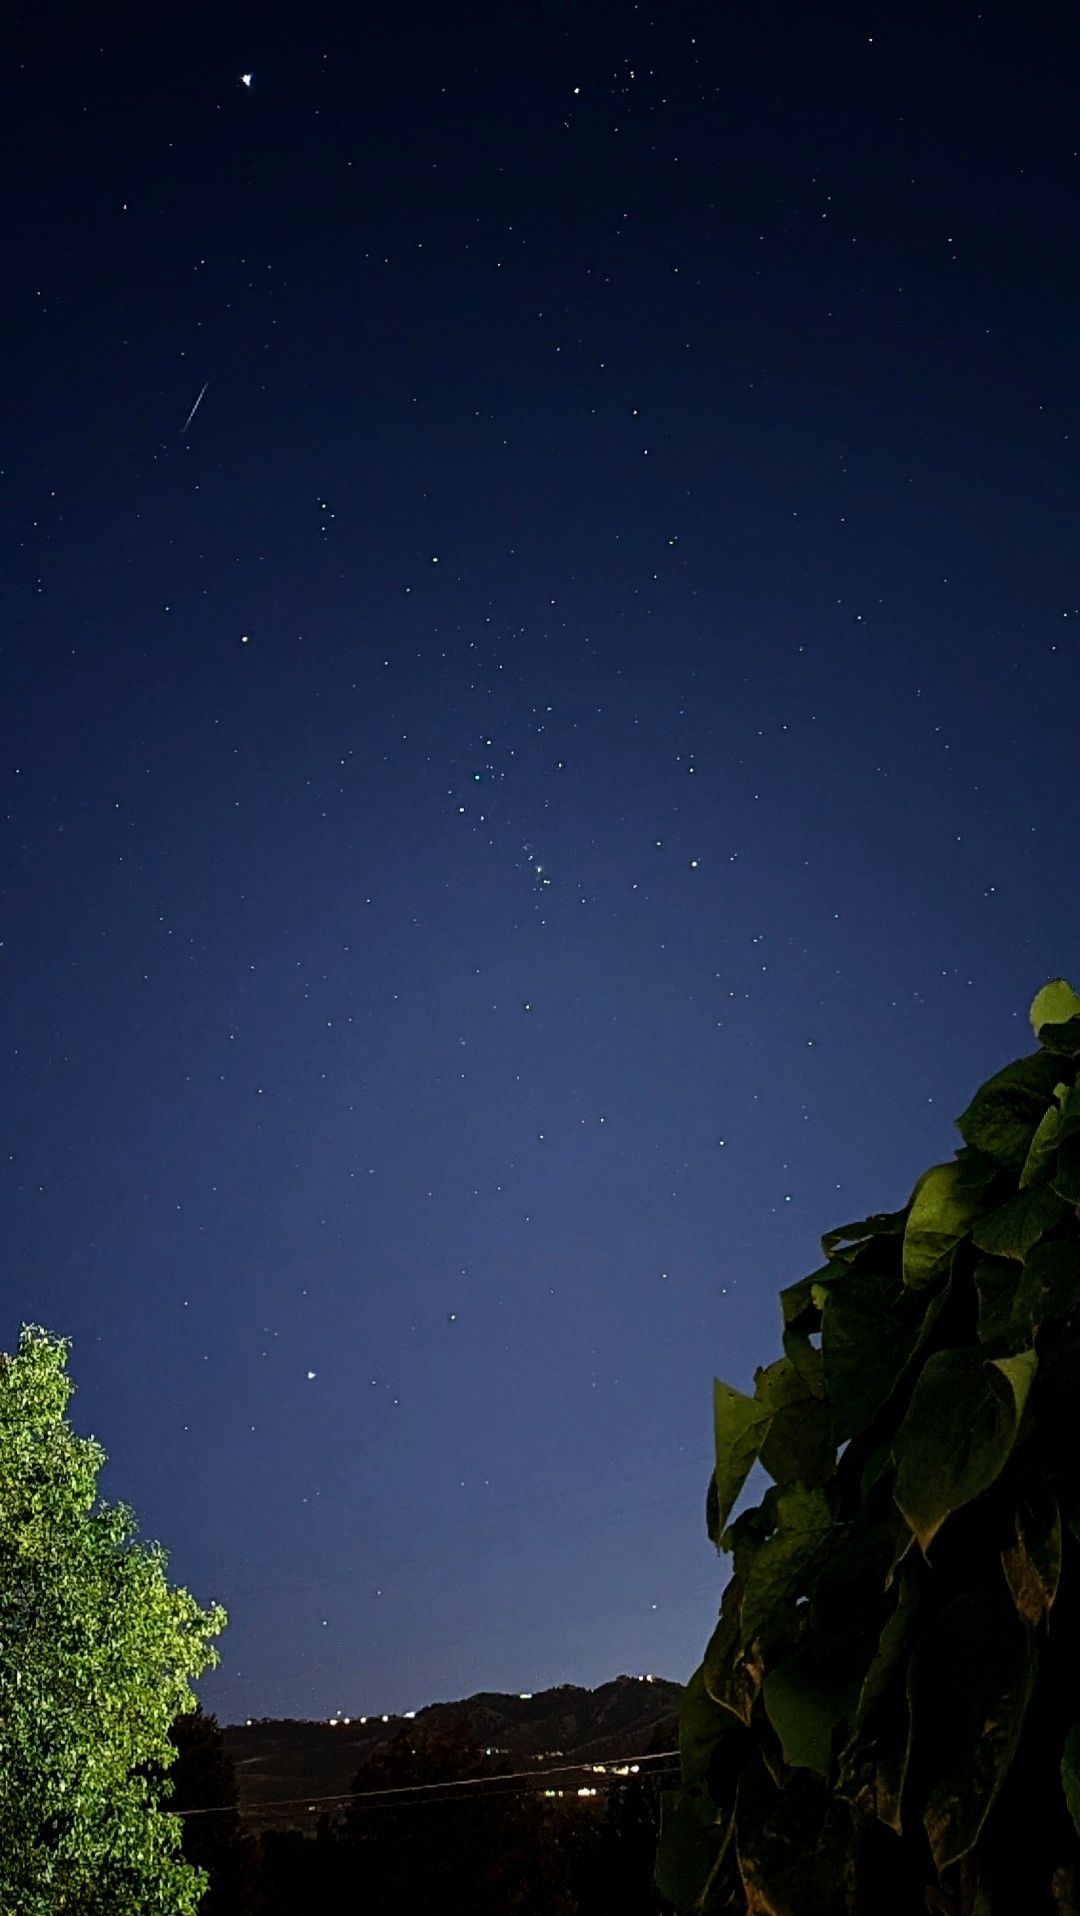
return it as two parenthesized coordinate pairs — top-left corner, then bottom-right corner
(180, 381), (209, 436)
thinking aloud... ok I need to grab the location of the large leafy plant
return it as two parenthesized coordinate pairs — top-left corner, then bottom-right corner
(658, 981), (1080, 1915)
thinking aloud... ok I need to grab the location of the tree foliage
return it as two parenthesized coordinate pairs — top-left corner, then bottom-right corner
(659, 980), (1080, 1915)
(0, 1326), (226, 1915)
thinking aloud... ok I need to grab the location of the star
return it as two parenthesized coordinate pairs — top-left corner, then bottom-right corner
(240, 72), (253, 88)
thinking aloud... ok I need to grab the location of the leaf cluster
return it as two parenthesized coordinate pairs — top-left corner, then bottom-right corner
(0, 1326), (226, 1915)
(659, 980), (1080, 1915)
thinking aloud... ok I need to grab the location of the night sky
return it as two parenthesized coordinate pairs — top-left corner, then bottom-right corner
(6, 3), (1080, 1725)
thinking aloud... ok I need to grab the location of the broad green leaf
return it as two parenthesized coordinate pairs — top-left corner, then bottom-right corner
(712, 1378), (771, 1536)
(741, 1485), (834, 1647)
(664, 1664), (746, 1908)
(884, 1520), (919, 1590)
(821, 1275), (925, 1443)
(836, 1560), (920, 1833)
(1001, 1480), (1061, 1626)
(821, 1209), (907, 1264)
(702, 1575), (762, 1726)
(680, 1661), (745, 1789)
(908, 1587), (1037, 1871)
(1062, 1725), (1080, 1844)
(1014, 1240), (1080, 1331)
(1031, 981), (1080, 1058)
(836, 1729), (907, 1836)
(779, 1272), (818, 1324)
(844, 1559), (921, 1744)
(762, 1647), (855, 1775)
(872, 1743), (908, 1835)
(889, 1279), (952, 1404)
(971, 1186), (1069, 1260)
(956, 1051), (1064, 1168)
(892, 1348), (1037, 1554)
(809, 1515), (897, 1638)
(706, 1471), (722, 1549)
(902, 1162), (982, 1288)
(1030, 980), (1080, 1036)
(973, 1259), (1020, 1348)
(656, 1788), (732, 1912)
(755, 1352), (819, 1414)
(954, 1144), (1007, 1195)
(755, 1356), (834, 1488)
(781, 1324), (827, 1401)
(734, 1756), (854, 1914)
(759, 1524), (893, 1776)
(722, 1490), (781, 1583)
(780, 1263), (844, 1323)
(1039, 1020), (1080, 1060)
(1019, 1102), (1063, 1188)
(778, 1272), (830, 1401)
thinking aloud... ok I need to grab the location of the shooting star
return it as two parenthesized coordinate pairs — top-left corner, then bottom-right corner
(180, 381), (209, 436)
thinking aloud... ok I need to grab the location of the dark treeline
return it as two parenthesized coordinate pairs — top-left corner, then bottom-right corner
(170, 1707), (674, 1915)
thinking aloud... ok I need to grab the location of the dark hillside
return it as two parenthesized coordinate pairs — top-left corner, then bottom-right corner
(222, 1674), (681, 1828)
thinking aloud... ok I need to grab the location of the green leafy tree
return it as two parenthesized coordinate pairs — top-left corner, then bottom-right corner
(0, 1326), (226, 1915)
(658, 980), (1080, 1916)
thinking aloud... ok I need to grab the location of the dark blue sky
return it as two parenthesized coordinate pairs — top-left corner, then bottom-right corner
(5, 1), (1080, 1722)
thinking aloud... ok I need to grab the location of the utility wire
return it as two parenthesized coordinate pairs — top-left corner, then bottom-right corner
(251, 1763), (684, 1818)
(175, 1747), (681, 1819)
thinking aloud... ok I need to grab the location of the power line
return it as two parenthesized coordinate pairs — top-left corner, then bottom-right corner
(258, 1763), (684, 1818)
(270, 1770), (684, 1817)
(176, 1746), (681, 1820)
